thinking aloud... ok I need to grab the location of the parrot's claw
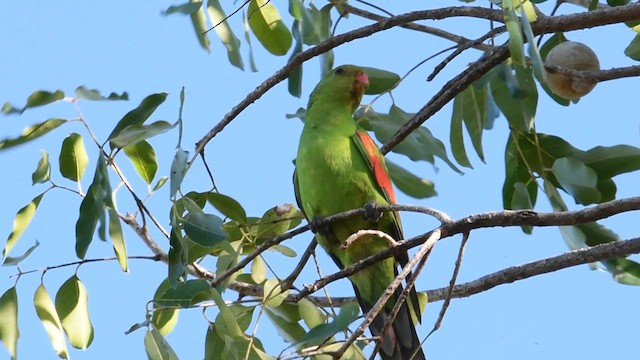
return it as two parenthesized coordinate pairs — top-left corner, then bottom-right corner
(363, 201), (383, 223)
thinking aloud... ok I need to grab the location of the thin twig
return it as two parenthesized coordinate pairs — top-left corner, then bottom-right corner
(343, 3), (494, 52)
(368, 230), (440, 360)
(334, 228), (439, 359)
(428, 231), (469, 337)
(282, 239), (317, 290)
(11, 255), (163, 277)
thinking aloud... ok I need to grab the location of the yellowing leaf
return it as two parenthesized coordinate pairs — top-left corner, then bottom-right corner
(34, 284), (69, 359)
(3, 193), (44, 260)
(248, 0), (292, 55)
(0, 287), (19, 359)
(55, 275), (94, 349)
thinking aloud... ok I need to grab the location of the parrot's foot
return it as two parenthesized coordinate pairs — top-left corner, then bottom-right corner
(363, 201), (383, 223)
(309, 215), (327, 234)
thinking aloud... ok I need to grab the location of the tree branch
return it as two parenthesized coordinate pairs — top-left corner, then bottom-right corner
(426, 236), (640, 300)
(312, 236), (640, 309)
(341, 3), (495, 52)
(293, 196), (640, 301)
(545, 64), (640, 83)
(195, 6), (508, 153)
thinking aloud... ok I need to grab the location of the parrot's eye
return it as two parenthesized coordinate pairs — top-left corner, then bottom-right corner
(334, 67), (345, 75)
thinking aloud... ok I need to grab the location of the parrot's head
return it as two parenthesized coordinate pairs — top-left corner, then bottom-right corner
(308, 65), (369, 112)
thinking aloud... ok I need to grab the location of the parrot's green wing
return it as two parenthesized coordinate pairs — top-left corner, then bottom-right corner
(352, 129), (422, 323)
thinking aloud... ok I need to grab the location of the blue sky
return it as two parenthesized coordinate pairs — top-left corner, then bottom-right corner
(1, 1), (639, 359)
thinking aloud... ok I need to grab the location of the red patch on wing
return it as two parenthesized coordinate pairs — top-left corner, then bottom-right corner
(356, 131), (396, 204)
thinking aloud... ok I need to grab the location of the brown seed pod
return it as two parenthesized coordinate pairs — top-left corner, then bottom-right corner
(545, 41), (601, 100)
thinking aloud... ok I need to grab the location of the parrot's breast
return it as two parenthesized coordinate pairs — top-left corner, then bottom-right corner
(296, 128), (377, 219)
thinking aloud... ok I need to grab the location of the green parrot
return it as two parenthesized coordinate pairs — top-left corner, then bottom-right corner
(294, 65), (425, 360)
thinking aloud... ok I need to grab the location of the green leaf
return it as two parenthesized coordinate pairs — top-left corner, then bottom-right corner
(248, 0), (292, 56)
(271, 245), (296, 257)
(250, 255), (266, 284)
(3, 240), (39, 266)
(75, 155), (109, 259)
(145, 328), (179, 360)
(519, 2), (545, 82)
(263, 278), (289, 307)
(0, 287), (18, 359)
(168, 229), (188, 287)
(459, 83), (491, 162)
(512, 182), (534, 233)
(34, 284), (69, 359)
(32, 150), (51, 184)
(502, 134), (537, 210)
(288, 20), (303, 97)
(153, 176), (169, 192)
(228, 305), (256, 332)
(59, 133), (89, 183)
(361, 67), (401, 94)
(208, 193), (248, 223)
(2, 89), (64, 115)
(0, 118), (67, 150)
(169, 148), (189, 200)
(490, 64), (537, 132)
(603, 258), (640, 285)
(3, 193), (44, 260)
(318, 4), (334, 76)
(106, 92), (168, 146)
(110, 120), (177, 149)
(361, 105), (462, 174)
(204, 323), (272, 360)
(55, 275), (94, 349)
(264, 306), (306, 343)
(124, 140), (158, 185)
(155, 279), (212, 308)
(544, 181), (637, 281)
(551, 158), (601, 205)
(580, 144), (640, 178)
(124, 321), (148, 335)
(151, 279), (179, 336)
(183, 212), (227, 247)
(624, 34), (640, 61)
(242, 10), (259, 72)
(503, 0), (525, 66)
(511, 182), (533, 210)
(386, 160), (436, 199)
(509, 133), (640, 205)
(298, 298), (325, 329)
(74, 86), (128, 101)
(108, 207), (128, 272)
(207, 0), (244, 69)
(295, 302), (360, 347)
(210, 288), (244, 337)
(185, 1), (211, 51)
(450, 96), (472, 168)
(256, 204), (301, 240)
(162, 2), (203, 15)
